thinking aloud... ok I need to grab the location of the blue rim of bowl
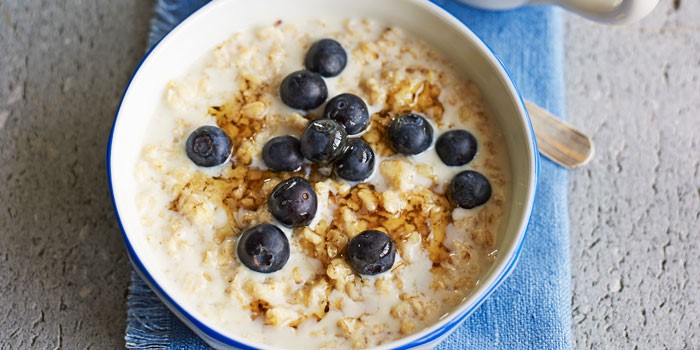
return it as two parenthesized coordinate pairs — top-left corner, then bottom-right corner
(106, 1), (540, 349)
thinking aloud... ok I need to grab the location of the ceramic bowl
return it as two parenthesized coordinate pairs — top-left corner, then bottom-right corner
(108, 0), (539, 348)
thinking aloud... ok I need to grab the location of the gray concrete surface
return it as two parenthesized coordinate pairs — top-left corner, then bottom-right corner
(0, 0), (697, 349)
(0, 1), (152, 348)
(565, 1), (700, 348)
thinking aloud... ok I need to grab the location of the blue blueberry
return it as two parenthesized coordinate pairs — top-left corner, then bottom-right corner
(262, 136), (305, 172)
(323, 93), (369, 135)
(448, 170), (492, 209)
(304, 39), (347, 77)
(435, 130), (478, 166)
(268, 176), (317, 228)
(387, 113), (433, 155)
(334, 139), (375, 182)
(280, 70), (328, 110)
(185, 125), (232, 167)
(346, 230), (396, 276)
(237, 224), (290, 273)
(300, 119), (348, 164)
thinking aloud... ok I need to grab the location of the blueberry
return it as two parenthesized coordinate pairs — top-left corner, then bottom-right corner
(334, 139), (375, 182)
(279, 70), (328, 110)
(300, 119), (348, 164)
(346, 230), (396, 276)
(448, 170), (492, 209)
(236, 224), (290, 273)
(268, 176), (317, 227)
(323, 93), (369, 135)
(387, 113), (433, 155)
(435, 130), (478, 166)
(262, 136), (305, 172)
(185, 125), (232, 167)
(304, 39), (347, 77)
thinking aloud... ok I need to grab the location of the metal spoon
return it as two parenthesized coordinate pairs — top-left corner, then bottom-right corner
(525, 100), (594, 169)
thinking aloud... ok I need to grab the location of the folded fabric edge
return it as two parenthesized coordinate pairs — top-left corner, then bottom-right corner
(148, 0), (190, 50)
(125, 271), (173, 349)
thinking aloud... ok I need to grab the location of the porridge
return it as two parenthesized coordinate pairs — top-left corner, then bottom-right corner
(134, 18), (509, 349)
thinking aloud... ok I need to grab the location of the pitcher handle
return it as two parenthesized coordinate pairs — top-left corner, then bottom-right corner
(554, 0), (659, 24)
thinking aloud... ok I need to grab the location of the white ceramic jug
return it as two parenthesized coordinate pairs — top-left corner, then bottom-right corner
(456, 0), (659, 24)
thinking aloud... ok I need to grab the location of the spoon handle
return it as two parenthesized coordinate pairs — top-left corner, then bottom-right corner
(525, 100), (594, 169)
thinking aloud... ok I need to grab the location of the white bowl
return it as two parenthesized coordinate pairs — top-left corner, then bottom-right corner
(108, 0), (539, 348)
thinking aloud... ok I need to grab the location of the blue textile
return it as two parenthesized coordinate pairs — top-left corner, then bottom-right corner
(125, 1), (572, 349)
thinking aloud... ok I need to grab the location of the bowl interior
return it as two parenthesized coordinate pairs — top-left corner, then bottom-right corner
(109, 0), (537, 348)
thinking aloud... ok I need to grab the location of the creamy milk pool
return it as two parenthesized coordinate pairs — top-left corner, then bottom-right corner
(133, 18), (510, 349)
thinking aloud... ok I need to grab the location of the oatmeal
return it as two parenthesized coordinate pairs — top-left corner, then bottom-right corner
(134, 18), (509, 349)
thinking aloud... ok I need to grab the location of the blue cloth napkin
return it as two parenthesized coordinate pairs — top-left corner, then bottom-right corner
(125, 1), (572, 349)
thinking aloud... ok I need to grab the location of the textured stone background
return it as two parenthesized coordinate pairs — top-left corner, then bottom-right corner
(0, 0), (697, 349)
(566, 1), (700, 348)
(0, 1), (152, 348)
